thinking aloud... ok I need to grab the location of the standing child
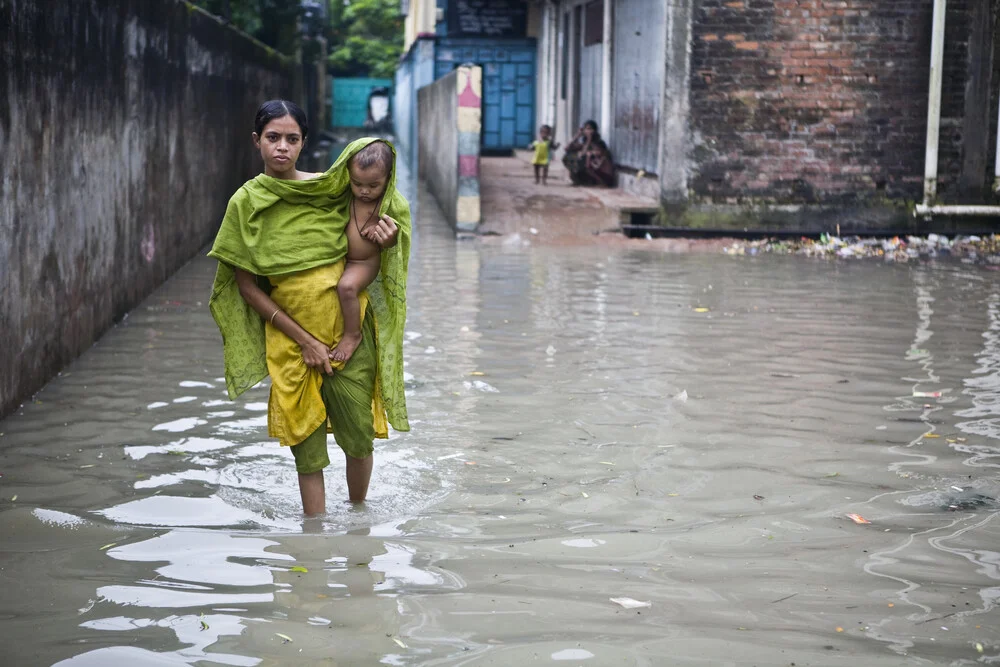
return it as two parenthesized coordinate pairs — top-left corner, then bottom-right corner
(529, 125), (560, 185)
(330, 141), (395, 363)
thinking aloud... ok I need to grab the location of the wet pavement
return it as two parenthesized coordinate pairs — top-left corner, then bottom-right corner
(2, 161), (1000, 666)
(477, 151), (661, 244)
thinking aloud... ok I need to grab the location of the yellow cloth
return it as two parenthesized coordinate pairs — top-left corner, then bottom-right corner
(531, 140), (552, 165)
(264, 262), (387, 447)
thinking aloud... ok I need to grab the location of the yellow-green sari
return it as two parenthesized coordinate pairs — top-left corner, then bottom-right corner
(208, 138), (410, 450)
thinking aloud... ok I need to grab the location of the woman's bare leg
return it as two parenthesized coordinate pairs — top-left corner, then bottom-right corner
(345, 454), (373, 503)
(332, 259), (380, 363)
(298, 471), (326, 516)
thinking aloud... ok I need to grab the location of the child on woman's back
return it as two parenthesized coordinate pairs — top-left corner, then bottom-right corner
(330, 140), (396, 363)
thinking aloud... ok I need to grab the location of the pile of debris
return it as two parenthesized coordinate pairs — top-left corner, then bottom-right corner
(722, 234), (1000, 263)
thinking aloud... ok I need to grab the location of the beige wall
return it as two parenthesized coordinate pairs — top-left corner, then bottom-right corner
(404, 0), (437, 52)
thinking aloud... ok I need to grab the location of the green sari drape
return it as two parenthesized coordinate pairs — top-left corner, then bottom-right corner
(208, 137), (410, 432)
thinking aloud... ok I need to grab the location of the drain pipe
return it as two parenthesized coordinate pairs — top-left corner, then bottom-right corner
(915, 0), (1000, 217)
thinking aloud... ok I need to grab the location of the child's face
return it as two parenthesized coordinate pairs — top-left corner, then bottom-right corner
(540, 127), (550, 140)
(348, 162), (390, 203)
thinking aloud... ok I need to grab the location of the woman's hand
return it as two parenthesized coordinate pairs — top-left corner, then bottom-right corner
(363, 214), (399, 249)
(300, 336), (334, 375)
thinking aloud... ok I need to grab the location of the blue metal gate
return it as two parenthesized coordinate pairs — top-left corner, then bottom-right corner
(331, 77), (393, 129)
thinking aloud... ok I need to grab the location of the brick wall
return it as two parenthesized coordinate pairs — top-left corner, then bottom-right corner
(688, 0), (984, 207)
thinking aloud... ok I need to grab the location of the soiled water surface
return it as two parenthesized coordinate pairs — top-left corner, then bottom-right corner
(2, 180), (1000, 666)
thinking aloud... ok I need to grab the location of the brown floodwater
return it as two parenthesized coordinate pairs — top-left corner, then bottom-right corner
(2, 168), (1000, 666)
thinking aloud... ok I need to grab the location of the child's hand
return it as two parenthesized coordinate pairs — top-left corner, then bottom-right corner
(367, 215), (399, 248)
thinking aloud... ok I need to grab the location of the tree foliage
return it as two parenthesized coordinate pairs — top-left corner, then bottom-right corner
(190, 0), (403, 79)
(327, 0), (403, 79)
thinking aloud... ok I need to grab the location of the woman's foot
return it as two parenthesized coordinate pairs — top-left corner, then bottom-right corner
(331, 331), (363, 363)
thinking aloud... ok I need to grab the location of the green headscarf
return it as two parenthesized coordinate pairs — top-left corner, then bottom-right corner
(208, 137), (410, 432)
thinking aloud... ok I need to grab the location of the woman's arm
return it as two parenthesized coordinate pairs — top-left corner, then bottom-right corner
(234, 268), (335, 375)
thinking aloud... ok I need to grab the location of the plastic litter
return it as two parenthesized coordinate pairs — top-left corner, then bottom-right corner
(721, 234), (1000, 264)
(610, 597), (651, 609)
(846, 513), (871, 525)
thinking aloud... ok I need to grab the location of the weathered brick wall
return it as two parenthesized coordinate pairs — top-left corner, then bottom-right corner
(689, 0), (988, 207)
(0, 0), (294, 417)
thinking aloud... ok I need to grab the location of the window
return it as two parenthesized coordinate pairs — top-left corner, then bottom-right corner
(584, 1), (602, 46)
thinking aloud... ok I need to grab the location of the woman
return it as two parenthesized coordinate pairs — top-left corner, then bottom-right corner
(562, 119), (615, 187)
(208, 100), (410, 515)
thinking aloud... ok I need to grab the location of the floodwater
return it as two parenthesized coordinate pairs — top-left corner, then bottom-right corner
(2, 171), (1000, 667)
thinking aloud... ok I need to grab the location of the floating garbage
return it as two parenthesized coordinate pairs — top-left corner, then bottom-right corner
(610, 597), (652, 609)
(846, 513), (871, 525)
(944, 491), (997, 512)
(722, 234), (1000, 264)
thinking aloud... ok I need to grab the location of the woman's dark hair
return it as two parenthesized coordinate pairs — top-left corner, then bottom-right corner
(254, 100), (309, 140)
(582, 119), (602, 142)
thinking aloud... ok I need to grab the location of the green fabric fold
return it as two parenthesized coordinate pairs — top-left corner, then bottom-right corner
(208, 137), (410, 432)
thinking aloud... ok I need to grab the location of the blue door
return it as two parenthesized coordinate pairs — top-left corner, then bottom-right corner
(481, 47), (535, 151)
(437, 41), (535, 152)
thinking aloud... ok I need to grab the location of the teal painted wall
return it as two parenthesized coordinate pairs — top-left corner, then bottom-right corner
(331, 77), (393, 128)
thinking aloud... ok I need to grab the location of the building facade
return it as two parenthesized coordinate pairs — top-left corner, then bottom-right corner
(395, 0), (541, 158)
(534, 0), (1000, 231)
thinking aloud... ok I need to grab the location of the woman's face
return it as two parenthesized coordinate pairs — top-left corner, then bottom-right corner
(583, 125), (595, 139)
(253, 115), (304, 177)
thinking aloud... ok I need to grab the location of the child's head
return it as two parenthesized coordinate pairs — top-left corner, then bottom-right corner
(539, 124), (552, 140)
(252, 100), (309, 178)
(347, 141), (393, 203)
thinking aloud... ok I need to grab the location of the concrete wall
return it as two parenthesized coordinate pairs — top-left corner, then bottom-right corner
(418, 65), (482, 231)
(393, 37), (436, 162)
(0, 0), (295, 418)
